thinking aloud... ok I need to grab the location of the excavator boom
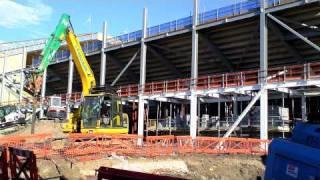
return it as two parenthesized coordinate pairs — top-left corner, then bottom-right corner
(66, 31), (96, 95)
(34, 13), (128, 134)
(37, 14), (96, 95)
(37, 14), (69, 74)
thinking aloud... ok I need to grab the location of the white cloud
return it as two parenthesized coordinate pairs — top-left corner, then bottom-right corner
(0, 0), (53, 28)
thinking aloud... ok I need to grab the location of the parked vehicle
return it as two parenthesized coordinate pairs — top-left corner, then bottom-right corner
(46, 96), (66, 120)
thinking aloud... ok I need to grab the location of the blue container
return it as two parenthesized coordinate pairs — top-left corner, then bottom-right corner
(265, 123), (320, 179)
(292, 122), (320, 149)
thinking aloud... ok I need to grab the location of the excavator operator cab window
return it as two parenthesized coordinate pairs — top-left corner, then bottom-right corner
(101, 99), (111, 127)
(100, 96), (127, 128)
(81, 96), (102, 128)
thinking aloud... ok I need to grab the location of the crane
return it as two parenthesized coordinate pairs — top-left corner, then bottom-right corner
(35, 14), (129, 134)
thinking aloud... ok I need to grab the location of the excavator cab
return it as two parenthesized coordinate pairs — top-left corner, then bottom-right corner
(80, 93), (129, 134)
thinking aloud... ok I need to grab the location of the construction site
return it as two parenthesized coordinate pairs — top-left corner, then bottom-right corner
(0, 0), (320, 179)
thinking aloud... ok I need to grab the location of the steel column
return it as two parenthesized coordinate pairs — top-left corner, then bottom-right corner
(67, 56), (74, 119)
(0, 52), (6, 105)
(190, 0), (199, 139)
(218, 100), (221, 137)
(100, 21), (107, 86)
(19, 47), (27, 103)
(138, 8), (148, 145)
(301, 95), (307, 122)
(260, 0), (268, 140)
(39, 69), (47, 119)
(233, 94), (238, 120)
(191, 0), (199, 81)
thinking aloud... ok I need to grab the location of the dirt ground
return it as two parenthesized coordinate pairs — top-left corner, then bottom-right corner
(9, 120), (66, 137)
(36, 154), (264, 180)
(4, 120), (265, 180)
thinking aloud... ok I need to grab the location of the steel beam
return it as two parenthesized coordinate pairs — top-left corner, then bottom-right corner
(223, 88), (264, 138)
(100, 21), (107, 86)
(285, 31), (320, 41)
(267, 14), (320, 53)
(190, 0), (199, 139)
(271, 87), (301, 96)
(260, 0), (268, 140)
(148, 46), (183, 78)
(239, 27), (259, 66)
(106, 54), (139, 82)
(19, 47), (27, 102)
(67, 58), (74, 90)
(199, 33), (234, 72)
(138, 8), (148, 145)
(111, 50), (139, 87)
(301, 95), (307, 122)
(268, 21), (304, 63)
(67, 56), (74, 119)
(39, 69), (47, 119)
(0, 52), (7, 105)
(149, 44), (190, 58)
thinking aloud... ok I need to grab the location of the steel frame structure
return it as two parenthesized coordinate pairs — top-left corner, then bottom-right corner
(0, 0), (320, 142)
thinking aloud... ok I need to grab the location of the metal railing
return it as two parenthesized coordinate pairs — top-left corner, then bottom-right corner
(0, 33), (100, 57)
(31, 40), (102, 67)
(117, 62), (320, 97)
(0, 0), (300, 67)
(104, 0), (295, 48)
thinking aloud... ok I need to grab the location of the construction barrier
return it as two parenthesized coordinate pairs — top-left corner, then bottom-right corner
(9, 147), (38, 180)
(0, 133), (270, 163)
(176, 136), (269, 155)
(0, 147), (8, 180)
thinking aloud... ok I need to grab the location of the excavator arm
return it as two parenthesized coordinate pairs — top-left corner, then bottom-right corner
(36, 14), (96, 95)
(65, 29), (96, 95)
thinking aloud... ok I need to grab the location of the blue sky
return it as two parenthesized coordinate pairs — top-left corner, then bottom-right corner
(0, 0), (237, 42)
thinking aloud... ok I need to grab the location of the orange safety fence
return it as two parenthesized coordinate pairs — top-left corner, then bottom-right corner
(144, 135), (175, 156)
(176, 136), (270, 155)
(0, 133), (270, 162)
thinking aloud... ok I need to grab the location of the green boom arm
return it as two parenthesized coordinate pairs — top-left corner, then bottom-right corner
(37, 14), (70, 74)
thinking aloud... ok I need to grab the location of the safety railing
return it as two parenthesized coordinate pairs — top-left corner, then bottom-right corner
(0, 92), (82, 108)
(104, 0), (297, 48)
(31, 40), (102, 67)
(117, 62), (320, 97)
(309, 62), (320, 78)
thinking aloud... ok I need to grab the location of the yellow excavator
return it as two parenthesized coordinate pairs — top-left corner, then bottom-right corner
(35, 14), (129, 134)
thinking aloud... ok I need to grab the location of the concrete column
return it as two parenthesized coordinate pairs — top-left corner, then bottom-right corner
(259, 0), (268, 140)
(301, 95), (307, 122)
(100, 21), (107, 86)
(39, 69), (47, 119)
(190, 0), (199, 139)
(67, 56), (74, 118)
(19, 47), (27, 103)
(0, 52), (7, 105)
(138, 8), (148, 144)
